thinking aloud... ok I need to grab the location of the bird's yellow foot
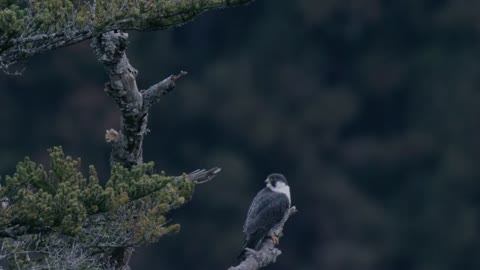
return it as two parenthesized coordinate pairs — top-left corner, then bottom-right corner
(271, 235), (280, 245)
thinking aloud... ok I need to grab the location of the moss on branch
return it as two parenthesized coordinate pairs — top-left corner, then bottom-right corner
(0, 0), (255, 72)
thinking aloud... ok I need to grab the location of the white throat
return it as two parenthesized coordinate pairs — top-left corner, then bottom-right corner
(267, 182), (291, 203)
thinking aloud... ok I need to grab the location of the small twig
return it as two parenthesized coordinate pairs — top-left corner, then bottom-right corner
(185, 167), (222, 184)
(142, 71), (188, 111)
(171, 70), (188, 82)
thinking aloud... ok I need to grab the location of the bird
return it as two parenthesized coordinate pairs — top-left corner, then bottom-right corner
(238, 173), (291, 259)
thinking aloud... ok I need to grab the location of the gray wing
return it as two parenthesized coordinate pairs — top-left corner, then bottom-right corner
(243, 188), (290, 235)
(238, 188), (290, 258)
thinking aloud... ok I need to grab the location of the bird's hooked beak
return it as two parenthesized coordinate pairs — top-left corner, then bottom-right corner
(265, 178), (270, 184)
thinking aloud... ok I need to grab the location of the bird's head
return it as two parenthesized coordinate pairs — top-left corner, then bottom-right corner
(265, 173), (288, 189)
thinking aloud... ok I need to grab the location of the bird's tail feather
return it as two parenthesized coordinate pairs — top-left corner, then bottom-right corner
(237, 230), (267, 260)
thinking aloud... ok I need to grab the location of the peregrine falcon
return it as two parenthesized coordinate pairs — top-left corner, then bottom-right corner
(238, 173), (291, 259)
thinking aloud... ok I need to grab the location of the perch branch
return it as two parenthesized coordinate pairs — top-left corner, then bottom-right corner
(229, 206), (297, 270)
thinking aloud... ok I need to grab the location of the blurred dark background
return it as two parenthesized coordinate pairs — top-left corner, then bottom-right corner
(2, 0), (480, 269)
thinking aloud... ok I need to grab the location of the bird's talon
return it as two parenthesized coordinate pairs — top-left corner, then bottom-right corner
(271, 235), (279, 245)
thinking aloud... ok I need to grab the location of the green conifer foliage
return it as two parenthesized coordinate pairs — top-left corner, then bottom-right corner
(0, 0), (253, 72)
(0, 146), (195, 267)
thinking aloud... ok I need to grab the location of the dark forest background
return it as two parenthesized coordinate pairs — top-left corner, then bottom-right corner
(2, 0), (480, 269)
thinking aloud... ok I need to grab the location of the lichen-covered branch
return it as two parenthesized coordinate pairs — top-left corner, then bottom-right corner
(143, 70), (188, 111)
(0, 0), (256, 73)
(91, 31), (146, 168)
(185, 167), (222, 184)
(91, 31), (187, 169)
(229, 207), (297, 270)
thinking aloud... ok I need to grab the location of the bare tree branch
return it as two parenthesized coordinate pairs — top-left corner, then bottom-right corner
(91, 31), (190, 169)
(186, 167), (222, 184)
(91, 31), (147, 167)
(90, 30), (223, 268)
(143, 70), (188, 110)
(229, 207), (297, 270)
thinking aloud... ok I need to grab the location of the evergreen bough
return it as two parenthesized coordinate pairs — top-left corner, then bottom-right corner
(0, 0), (253, 73)
(0, 146), (195, 269)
